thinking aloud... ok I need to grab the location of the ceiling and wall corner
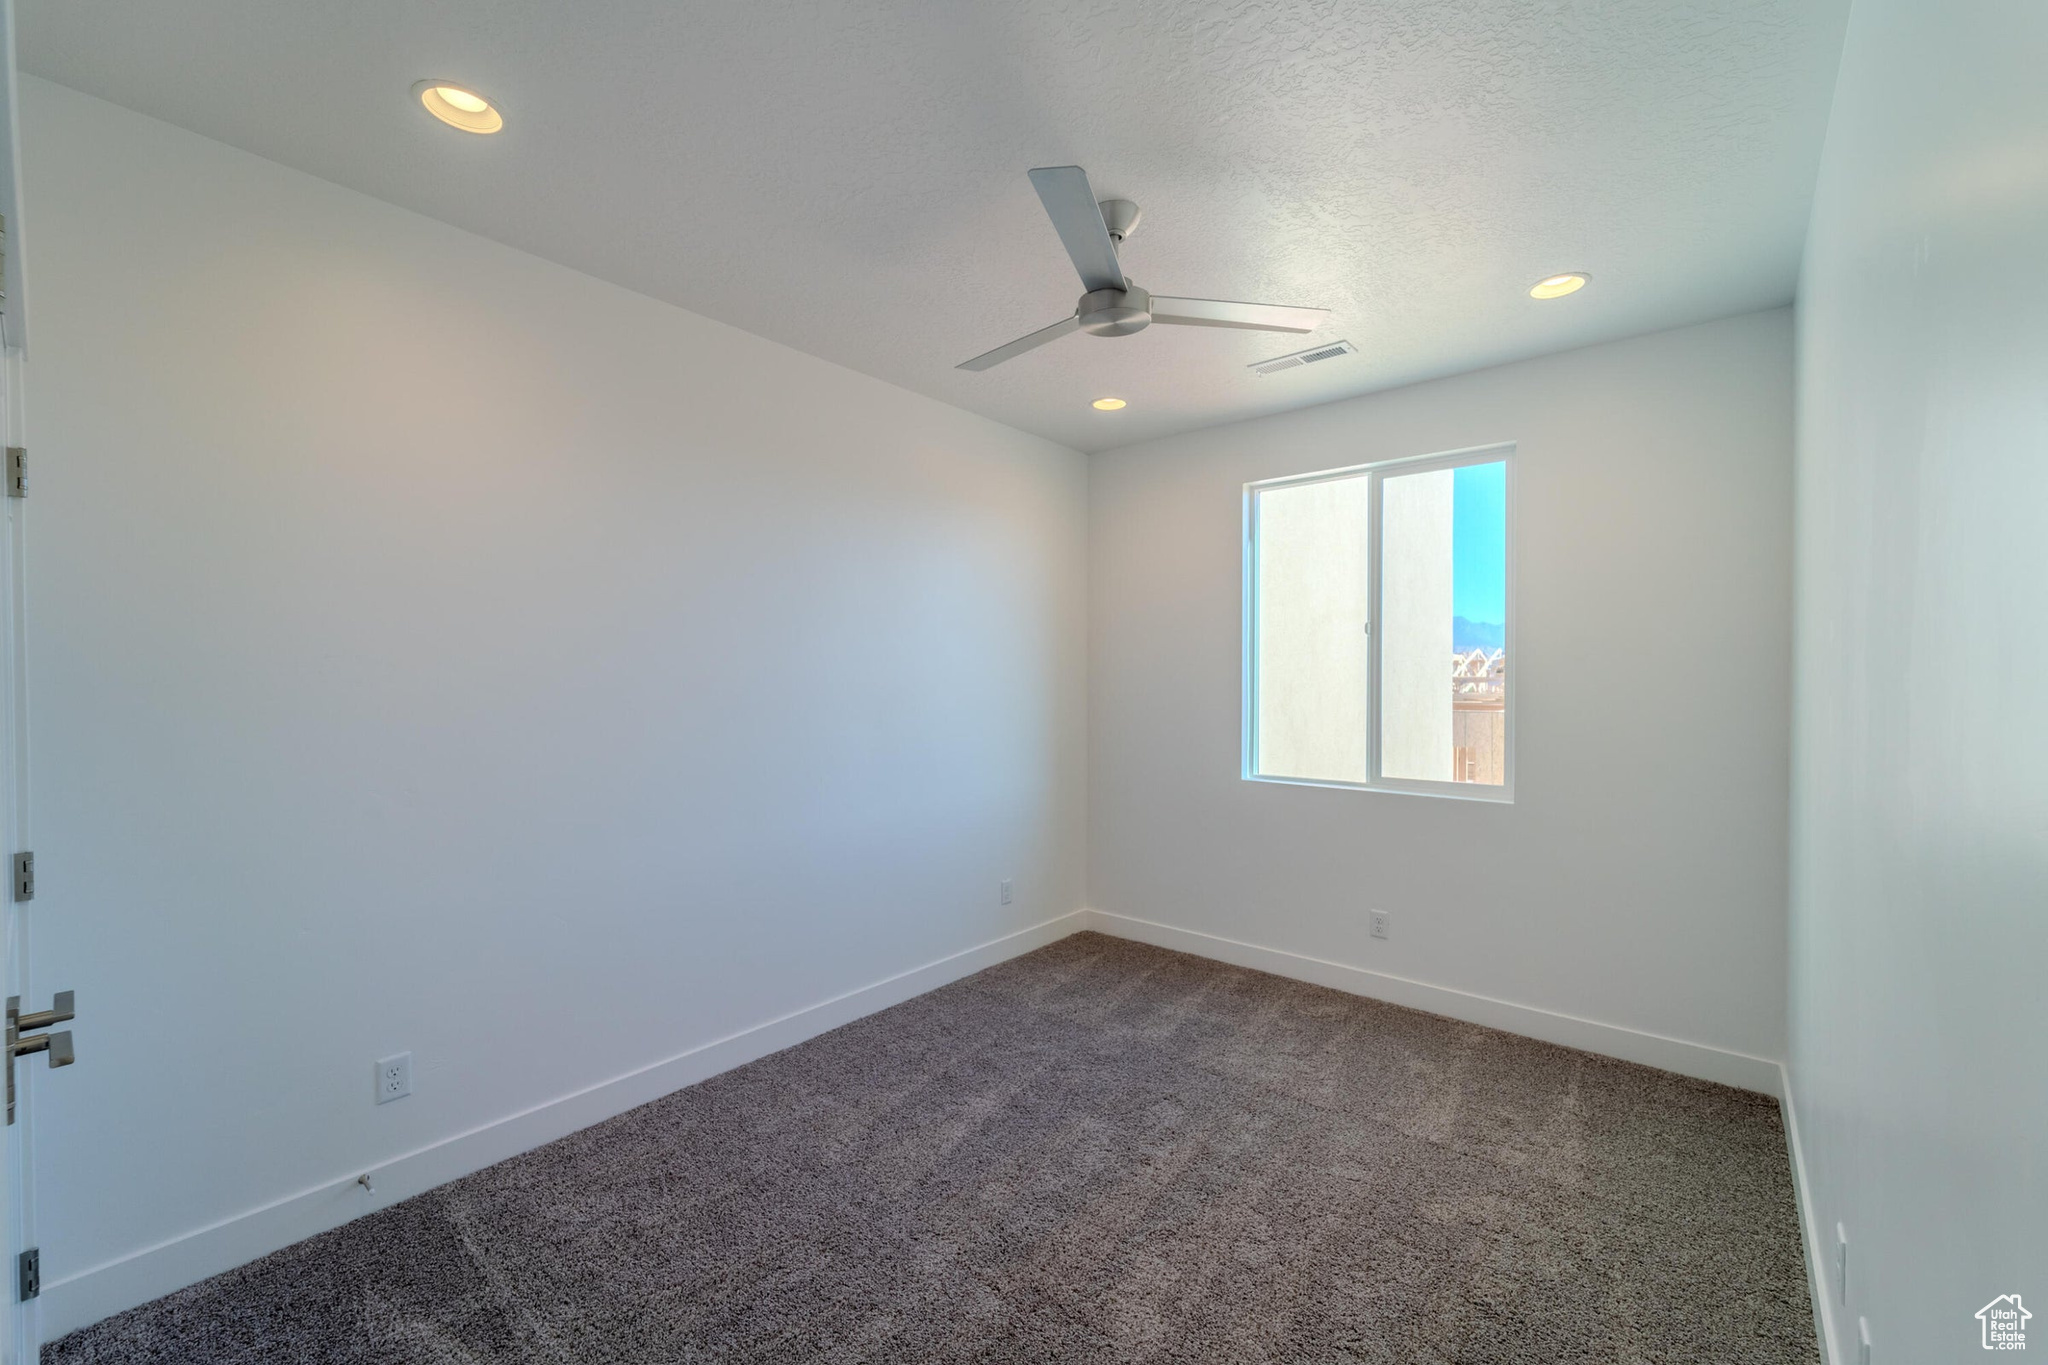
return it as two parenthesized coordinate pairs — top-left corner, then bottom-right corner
(17, 0), (1848, 453)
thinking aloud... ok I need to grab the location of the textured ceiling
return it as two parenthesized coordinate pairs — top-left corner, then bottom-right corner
(18, 0), (1848, 453)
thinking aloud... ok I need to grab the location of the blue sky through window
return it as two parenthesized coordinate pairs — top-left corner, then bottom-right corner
(1452, 461), (1506, 628)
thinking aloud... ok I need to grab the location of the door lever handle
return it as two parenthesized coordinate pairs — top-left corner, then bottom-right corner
(13, 990), (73, 1034)
(7, 992), (77, 1124)
(9, 1029), (71, 1065)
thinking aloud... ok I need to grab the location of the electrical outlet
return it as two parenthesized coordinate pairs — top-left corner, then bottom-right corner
(1369, 911), (1390, 940)
(1857, 1315), (1871, 1365)
(1836, 1223), (1848, 1304)
(1000, 879), (1013, 906)
(375, 1052), (412, 1105)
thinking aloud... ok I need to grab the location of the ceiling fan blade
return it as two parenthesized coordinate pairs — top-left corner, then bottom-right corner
(1150, 297), (1328, 333)
(956, 315), (1081, 371)
(1028, 166), (1125, 294)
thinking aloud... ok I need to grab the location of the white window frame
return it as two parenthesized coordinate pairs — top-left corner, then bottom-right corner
(1242, 441), (1516, 803)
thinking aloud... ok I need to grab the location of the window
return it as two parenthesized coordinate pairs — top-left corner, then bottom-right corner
(1245, 444), (1512, 799)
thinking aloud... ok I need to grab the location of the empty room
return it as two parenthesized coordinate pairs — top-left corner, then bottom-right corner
(0, 0), (2037, 1360)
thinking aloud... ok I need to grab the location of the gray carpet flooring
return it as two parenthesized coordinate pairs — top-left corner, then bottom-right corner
(46, 933), (1816, 1364)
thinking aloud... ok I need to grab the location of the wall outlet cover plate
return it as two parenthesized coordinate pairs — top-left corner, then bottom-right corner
(375, 1052), (412, 1104)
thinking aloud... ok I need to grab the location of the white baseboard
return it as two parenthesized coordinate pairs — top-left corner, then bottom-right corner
(40, 909), (1090, 1341)
(1778, 1063), (1841, 1365)
(1078, 910), (1782, 1094)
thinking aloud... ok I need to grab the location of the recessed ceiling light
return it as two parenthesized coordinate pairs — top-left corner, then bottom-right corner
(1092, 397), (1127, 410)
(414, 81), (503, 134)
(1529, 272), (1589, 299)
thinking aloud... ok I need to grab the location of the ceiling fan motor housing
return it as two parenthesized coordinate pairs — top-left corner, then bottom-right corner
(1098, 198), (1142, 242)
(1078, 283), (1151, 337)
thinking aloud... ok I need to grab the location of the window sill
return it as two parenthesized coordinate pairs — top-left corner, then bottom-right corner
(1243, 773), (1514, 804)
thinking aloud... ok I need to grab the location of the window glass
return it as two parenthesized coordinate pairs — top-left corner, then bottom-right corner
(1247, 451), (1510, 796)
(1252, 476), (1370, 784)
(1380, 460), (1507, 785)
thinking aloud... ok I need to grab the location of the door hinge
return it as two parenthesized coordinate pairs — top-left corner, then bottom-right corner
(16, 1248), (36, 1302)
(5, 447), (22, 499)
(11, 852), (30, 903)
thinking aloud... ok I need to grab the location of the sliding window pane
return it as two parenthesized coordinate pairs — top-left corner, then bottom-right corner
(1379, 459), (1507, 784)
(1253, 476), (1370, 783)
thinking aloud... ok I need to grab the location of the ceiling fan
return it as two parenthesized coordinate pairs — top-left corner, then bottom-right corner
(957, 165), (1329, 372)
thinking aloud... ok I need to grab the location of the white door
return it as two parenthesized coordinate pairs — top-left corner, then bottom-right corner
(0, 335), (32, 1365)
(0, 321), (28, 1365)
(0, 2), (49, 1357)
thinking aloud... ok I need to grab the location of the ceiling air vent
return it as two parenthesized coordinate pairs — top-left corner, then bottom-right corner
(1249, 339), (1358, 376)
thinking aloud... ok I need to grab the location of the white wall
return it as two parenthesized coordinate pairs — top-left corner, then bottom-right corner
(1788, 0), (2048, 1358)
(18, 77), (1087, 1330)
(1089, 310), (1794, 1074)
